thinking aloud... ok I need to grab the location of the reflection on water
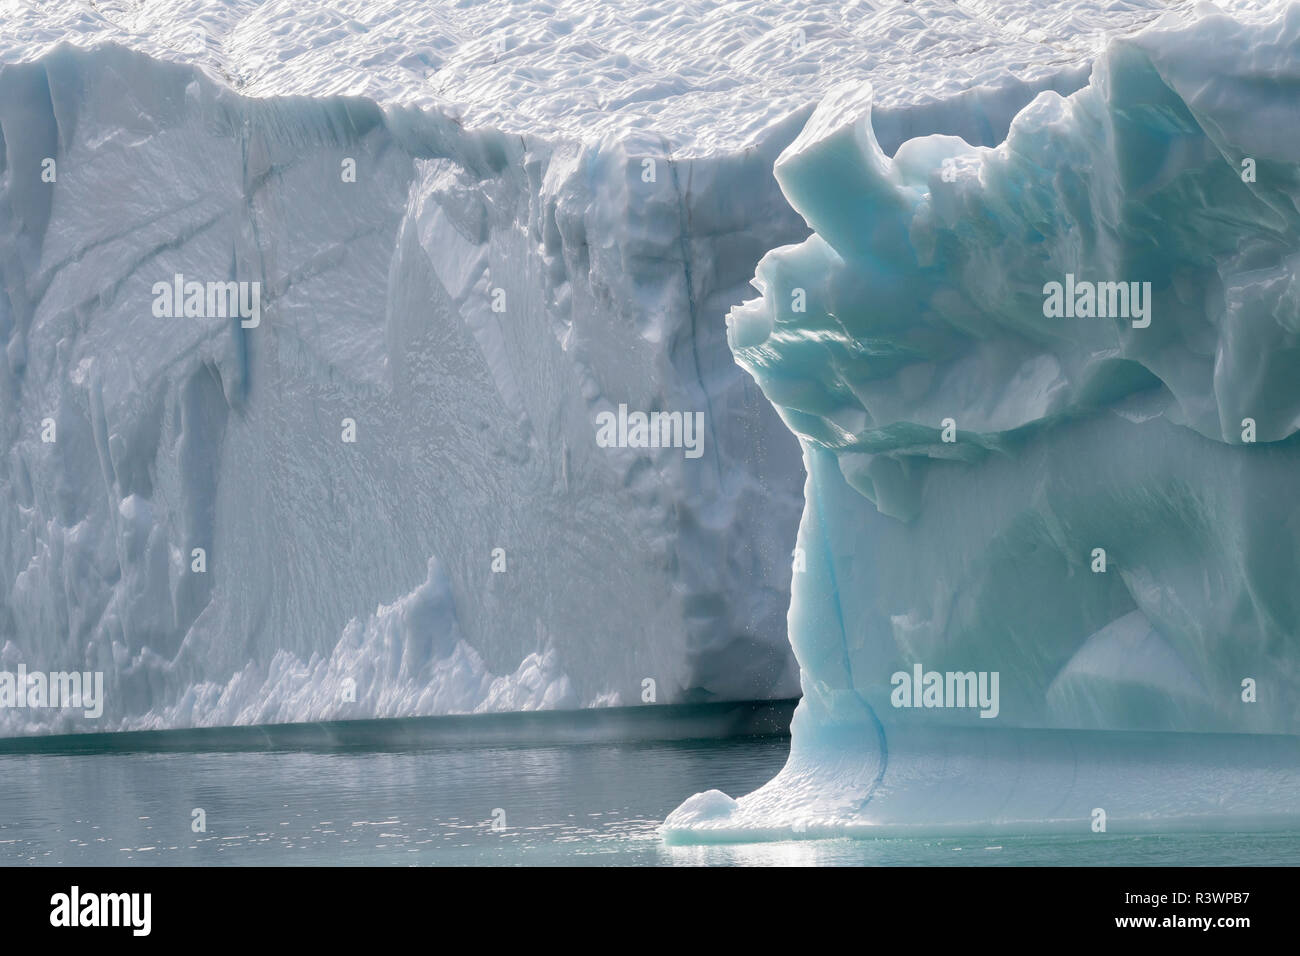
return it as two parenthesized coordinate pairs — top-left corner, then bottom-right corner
(1, 737), (1296, 865)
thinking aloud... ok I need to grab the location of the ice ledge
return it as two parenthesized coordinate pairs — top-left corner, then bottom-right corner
(663, 723), (1300, 842)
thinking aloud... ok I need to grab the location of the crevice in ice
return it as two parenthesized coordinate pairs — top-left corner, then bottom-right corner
(810, 447), (890, 811)
(660, 136), (722, 485)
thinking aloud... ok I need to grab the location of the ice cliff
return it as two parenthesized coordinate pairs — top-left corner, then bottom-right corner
(666, 1), (1300, 839)
(0, 0), (1248, 735)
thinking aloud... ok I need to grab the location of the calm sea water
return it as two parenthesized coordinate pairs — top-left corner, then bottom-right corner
(2, 735), (1298, 865)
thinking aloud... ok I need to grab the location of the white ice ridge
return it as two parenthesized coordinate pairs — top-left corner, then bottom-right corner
(115, 558), (579, 732)
(666, 2), (1300, 840)
(0, 0), (1253, 734)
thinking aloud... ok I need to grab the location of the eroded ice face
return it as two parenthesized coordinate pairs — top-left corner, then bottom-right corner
(666, 3), (1300, 841)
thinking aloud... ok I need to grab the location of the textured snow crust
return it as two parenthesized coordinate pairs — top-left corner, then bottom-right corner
(2, 0), (1185, 153)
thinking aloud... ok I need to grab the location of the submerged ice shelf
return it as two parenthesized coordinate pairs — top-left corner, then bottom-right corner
(0, 0), (1192, 734)
(667, 1), (1300, 840)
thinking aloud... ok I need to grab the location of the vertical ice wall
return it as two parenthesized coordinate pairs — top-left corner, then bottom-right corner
(0, 47), (815, 732)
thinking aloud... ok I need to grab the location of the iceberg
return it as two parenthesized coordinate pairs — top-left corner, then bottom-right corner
(667, 1), (1300, 840)
(0, 0), (1170, 733)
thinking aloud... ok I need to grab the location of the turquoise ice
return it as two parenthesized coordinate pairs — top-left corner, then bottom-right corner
(667, 3), (1300, 840)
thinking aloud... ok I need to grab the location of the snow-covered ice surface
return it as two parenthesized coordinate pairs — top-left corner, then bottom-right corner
(665, 1), (1300, 840)
(1, 0), (1178, 153)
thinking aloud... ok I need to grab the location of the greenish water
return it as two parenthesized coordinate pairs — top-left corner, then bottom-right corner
(1, 735), (1297, 865)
